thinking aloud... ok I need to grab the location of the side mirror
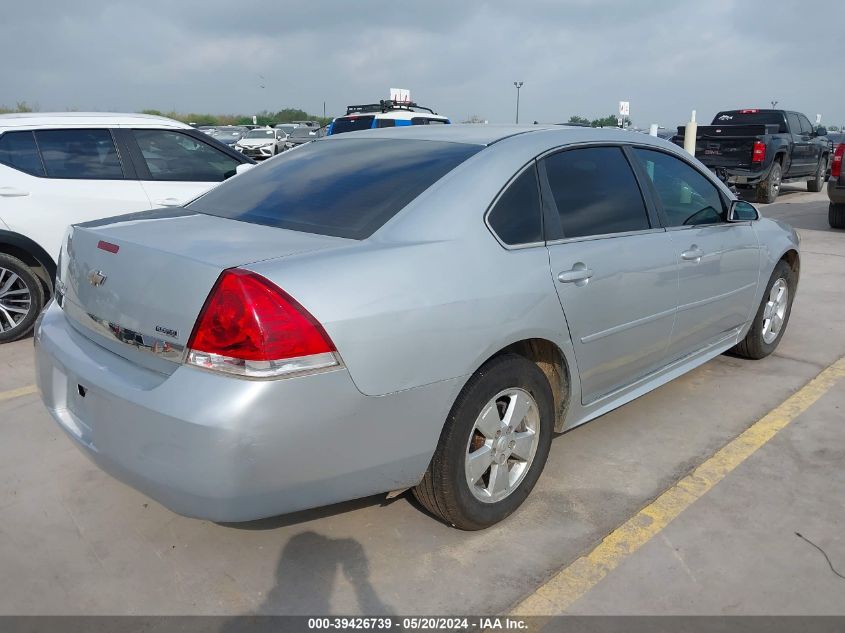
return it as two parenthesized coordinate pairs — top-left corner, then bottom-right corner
(816, 127), (828, 137)
(729, 199), (760, 222)
(235, 163), (255, 176)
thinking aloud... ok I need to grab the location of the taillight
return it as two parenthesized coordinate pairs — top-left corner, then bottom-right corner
(832, 144), (844, 179)
(752, 141), (766, 163)
(186, 269), (339, 378)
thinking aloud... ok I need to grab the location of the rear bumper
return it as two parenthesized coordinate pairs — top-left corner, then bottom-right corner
(828, 177), (845, 204)
(703, 166), (769, 186)
(34, 302), (459, 522)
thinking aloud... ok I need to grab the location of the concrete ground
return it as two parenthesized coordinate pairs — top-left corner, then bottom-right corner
(0, 186), (842, 616)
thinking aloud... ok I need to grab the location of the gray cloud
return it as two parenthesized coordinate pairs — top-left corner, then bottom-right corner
(2, 0), (843, 127)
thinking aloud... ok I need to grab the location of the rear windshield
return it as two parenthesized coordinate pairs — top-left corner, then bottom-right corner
(712, 111), (787, 132)
(188, 138), (482, 239)
(330, 116), (374, 135)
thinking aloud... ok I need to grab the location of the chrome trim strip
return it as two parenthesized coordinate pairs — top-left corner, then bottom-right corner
(545, 227), (665, 246)
(580, 305), (677, 344)
(63, 300), (184, 362)
(676, 282), (757, 313)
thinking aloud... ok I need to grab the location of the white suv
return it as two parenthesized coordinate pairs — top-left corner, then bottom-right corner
(0, 112), (253, 342)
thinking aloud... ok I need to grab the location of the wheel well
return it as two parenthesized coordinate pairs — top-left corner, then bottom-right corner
(782, 249), (800, 277)
(495, 339), (571, 431)
(0, 241), (55, 297)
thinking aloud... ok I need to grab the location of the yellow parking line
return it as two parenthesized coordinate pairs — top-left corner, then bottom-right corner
(0, 384), (38, 403)
(511, 356), (845, 618)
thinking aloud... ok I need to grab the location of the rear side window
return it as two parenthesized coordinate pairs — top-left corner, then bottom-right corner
(330, 116), (374, 135)
(132, 129), (240, 182)
(541, 146), (650, 239)
(0, 131), (45, 176)
(786, 113), (802, 134)
(188, 138), (482, 239)
(376, 119), (396, 128)
(487, 164), (543, 245)
(35, 129), (124, 179)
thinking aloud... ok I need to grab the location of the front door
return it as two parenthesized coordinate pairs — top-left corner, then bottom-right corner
(540, 145), (679, 404)
(630, 147), (761, 360)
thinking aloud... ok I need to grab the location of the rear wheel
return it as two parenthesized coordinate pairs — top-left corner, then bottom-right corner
(0, 253), (44, 343)
(756, 162), (781, 204)
(413, 354), (554, 530)
(807, 158), (825, 192)
(731, 259), (795, 359)
(830, 203), (845, 229)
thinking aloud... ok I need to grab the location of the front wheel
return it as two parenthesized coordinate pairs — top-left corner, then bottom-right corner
(413, 354), (554, 530)
(731, 260), (795, 360)
(807, 158), (825, 192)
(0, 253), (45, 343)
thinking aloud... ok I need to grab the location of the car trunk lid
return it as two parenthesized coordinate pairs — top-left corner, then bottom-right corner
(59, 209), (353, 374)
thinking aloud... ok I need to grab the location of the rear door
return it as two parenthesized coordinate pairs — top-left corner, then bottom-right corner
(122, 128), (242, 207)
(630, 147), (760, 360)
(786, 112), (813, 176)
(541, 145), (679, 404)
(0, 128), (150, 260)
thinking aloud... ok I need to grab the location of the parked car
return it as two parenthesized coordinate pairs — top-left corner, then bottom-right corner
(828, 142), (845, 228)
(673, 109), (830, 203)
(328, 100), (450, 135)
(0, 112), (253, 342)
(274, 123), (299, 136)
(284, 125), (325, 150)
(34, 126), (799, 529)
(235, 127), (287, 160)
(210, 126), (248, 148)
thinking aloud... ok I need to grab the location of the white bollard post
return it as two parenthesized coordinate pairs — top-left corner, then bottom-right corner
(683, 110), (698, 156)
(649, 124), (659, 137)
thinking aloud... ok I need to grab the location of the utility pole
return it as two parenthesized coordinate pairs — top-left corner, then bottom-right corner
(513, 82), (524, 124)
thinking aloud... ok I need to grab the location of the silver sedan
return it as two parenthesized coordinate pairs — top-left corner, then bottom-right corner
(35, 125), (799, 529)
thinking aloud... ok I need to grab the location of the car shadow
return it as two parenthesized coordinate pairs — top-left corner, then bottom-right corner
(217, 494), (392, 531)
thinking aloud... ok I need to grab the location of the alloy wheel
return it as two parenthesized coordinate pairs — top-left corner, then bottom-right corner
(464, 388), (540, 503)
(762, 278), (789, 344)
(0, 267), (33, 333)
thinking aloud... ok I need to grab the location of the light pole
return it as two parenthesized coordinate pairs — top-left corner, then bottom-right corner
(513, 81), (524, 124)
(771, 100), (778, 109)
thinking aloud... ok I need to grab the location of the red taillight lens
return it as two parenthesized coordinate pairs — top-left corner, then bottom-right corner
(832, 144), (844, 179)
(186, 269), (338, 378)
(752, 141), (766, 163)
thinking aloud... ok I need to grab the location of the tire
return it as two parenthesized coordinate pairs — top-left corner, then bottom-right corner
(830, 203), (845, 229)
(413, 353), (555, 530)
(731, 259), (795, 360)
(0, 253), (45, 343)
(807, 158), (825, 192)
(756, 161), (781, 204)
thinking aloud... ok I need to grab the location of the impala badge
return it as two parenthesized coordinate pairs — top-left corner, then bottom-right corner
(88, 270), (107, 287)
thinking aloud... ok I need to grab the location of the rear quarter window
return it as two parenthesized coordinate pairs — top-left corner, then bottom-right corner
(188, 138), (482, 239)
(0, 131), (46, 176)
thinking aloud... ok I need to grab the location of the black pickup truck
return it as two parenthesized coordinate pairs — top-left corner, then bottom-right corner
(674, 109), (830, 203)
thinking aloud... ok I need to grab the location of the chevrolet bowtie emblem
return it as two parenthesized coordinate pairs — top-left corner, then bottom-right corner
(88, 270), (107, 287)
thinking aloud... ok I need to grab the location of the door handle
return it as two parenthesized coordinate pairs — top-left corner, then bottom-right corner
(0, 187), (29, 197)
(681, 246), (704, 263)
(155, 198), (182, 207)
(557, 265), (594, 284)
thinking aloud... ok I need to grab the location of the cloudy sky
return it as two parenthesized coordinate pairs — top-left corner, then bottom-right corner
(2, 0), (843, 128)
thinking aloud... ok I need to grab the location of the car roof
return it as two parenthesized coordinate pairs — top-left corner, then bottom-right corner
(0, 112), (192, 130)
(322, 123), (649, 147)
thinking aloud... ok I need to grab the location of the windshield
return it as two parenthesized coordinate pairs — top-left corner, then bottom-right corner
(291, 128), (318, 139)
(275, 125), (297, 134)
(188, 138), (482, 239)
(330, 116), (374, 135)
(212, 128), (246, 137)
(245, 129), (276, 139)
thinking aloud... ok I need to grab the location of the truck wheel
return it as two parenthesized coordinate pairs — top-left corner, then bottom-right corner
(756, 162), (781, 204)
(0, 253), (45, 343)
(830, 203), (845, 229)
(807, 159), (825, 193)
